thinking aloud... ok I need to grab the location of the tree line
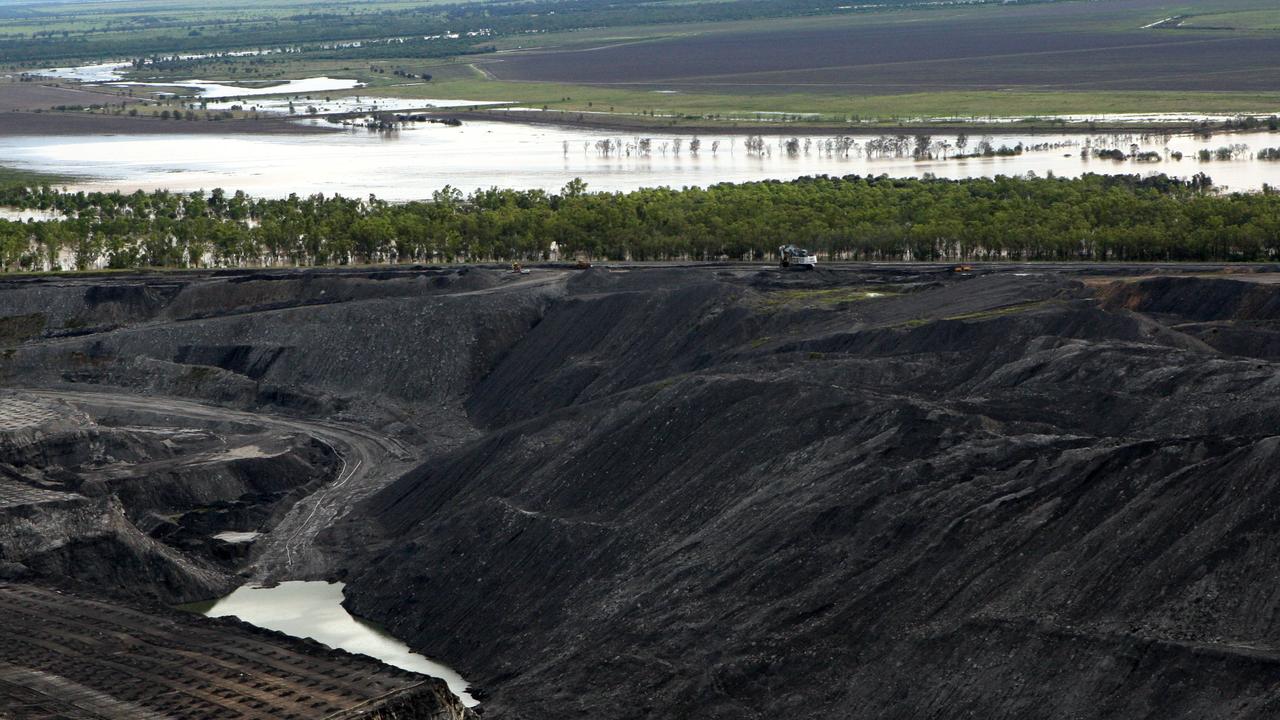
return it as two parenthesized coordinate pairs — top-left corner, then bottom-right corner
(3, 173), (1280, 271)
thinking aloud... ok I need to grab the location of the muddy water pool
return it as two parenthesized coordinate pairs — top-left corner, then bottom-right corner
(181, 580), (477, 706)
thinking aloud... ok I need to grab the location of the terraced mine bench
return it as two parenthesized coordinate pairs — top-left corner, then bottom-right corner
(0, 479), (80, 509)
(0, 397), (63, 432)
(0, 584), (472, 720)
(0, 395), (94, 529)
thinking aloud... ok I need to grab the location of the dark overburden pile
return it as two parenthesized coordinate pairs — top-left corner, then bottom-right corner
(331, 265), (1280, 718)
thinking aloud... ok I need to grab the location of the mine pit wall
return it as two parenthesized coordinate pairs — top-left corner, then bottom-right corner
(0, 268), (558, 432)
(0, 267), (501, 340)
(17, 266), (1280, 716)
(0, 393), (340, 600)
(110, 438), (337, 522)
(0, 414), (231, 600)
(1099, 275), (1280, 360)
(129, 440), (340, 572)
(3, 420), (336, 515)
(0, 494), (232, 602)
(0, 268), (560, 716)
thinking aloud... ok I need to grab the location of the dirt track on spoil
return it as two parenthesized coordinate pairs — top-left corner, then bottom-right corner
(23, 388), (414, 582)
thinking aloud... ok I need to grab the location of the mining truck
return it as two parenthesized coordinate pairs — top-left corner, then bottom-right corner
(778, 244), (818, 269)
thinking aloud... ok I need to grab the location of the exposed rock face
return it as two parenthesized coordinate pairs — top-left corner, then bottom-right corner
(337, 267), (1280, 719)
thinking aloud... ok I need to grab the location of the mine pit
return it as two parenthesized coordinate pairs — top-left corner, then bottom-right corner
(4, 263), (1280, 718)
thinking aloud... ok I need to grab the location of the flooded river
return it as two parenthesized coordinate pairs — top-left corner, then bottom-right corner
(182, 581), (477, 706)
(3, 121), (1280, 198)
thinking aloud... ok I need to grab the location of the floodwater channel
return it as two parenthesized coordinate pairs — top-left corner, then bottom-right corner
(4, 121), (1280, 198)
(181, 580), (477, 707)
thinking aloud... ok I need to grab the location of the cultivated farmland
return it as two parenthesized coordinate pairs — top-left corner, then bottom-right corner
(485, 0), (1280, 95)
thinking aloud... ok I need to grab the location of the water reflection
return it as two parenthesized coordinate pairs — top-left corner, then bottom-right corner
(3, 121), (1280, 199)
(115, 76), (363, 99)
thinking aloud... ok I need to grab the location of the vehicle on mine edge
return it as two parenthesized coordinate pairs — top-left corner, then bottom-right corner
(778, 244), (818, 269)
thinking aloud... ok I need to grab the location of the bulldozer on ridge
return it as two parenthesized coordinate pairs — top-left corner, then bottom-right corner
(778, 244), (818, 269)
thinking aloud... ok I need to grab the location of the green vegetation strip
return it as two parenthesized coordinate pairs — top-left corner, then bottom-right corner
(0, 165), (75, 187)
(944, 300), (1059, 322)
(0, 172), (1275, 272)
(900, 300), (1058, 327)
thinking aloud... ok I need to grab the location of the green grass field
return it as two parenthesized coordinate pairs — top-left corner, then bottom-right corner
(0, 165), (75, 186)
(380, 69), (1280, 122)
(1179, 8), (1280, 31)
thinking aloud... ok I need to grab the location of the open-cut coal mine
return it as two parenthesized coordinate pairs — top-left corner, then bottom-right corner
(6, 262), (1280, 718)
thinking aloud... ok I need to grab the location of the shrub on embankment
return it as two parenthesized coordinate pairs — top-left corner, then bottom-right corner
(1, 172), (1276, 270)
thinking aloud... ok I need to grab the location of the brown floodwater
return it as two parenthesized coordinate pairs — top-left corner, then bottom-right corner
(2, 121), (1278, 199)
